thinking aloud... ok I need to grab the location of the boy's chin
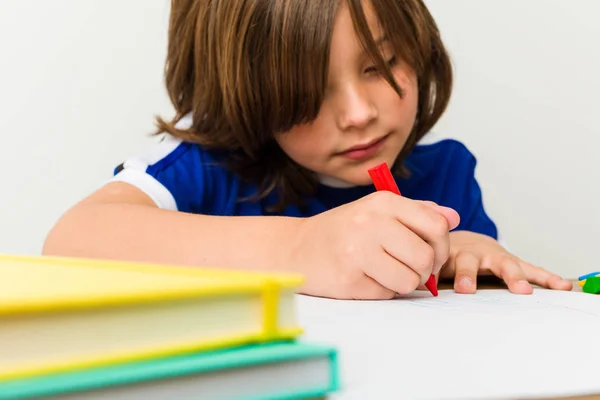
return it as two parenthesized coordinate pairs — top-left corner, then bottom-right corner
(318, 158), (400, 187)
(348, 173), (378, 187)
(317, 171), (378, 188)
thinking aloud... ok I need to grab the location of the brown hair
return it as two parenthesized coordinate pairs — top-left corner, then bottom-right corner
(155, 0), (452, 211)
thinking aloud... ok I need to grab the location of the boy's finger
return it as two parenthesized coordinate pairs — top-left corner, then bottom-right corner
(521, 262), (573, 290)
(364, 250), (422, 296)
(453, 251), (479, 294)
(419, 201), (460, 230)
(548, 275), (573, 290)
(381, 221), (436, 284)
(350, 274), (397, 300)
(496, 258), (533, 294)
(387, 197), (452, 275)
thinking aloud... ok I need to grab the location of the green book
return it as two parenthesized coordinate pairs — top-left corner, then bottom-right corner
(0, 341), (340, 400)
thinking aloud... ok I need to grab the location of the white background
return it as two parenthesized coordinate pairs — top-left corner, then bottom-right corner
(1, 0), (598, 279)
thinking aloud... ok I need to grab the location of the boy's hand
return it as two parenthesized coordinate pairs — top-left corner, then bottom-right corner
(288, 192), (460, 300)
(440, 231), (572, 294)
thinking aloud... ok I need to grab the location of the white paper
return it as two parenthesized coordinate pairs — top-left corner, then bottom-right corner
(295, 289), (600, 400)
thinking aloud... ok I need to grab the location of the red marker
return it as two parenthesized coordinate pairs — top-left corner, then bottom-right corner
(368, 162), (439, 297)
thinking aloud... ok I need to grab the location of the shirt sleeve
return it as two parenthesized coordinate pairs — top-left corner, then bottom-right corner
(445, 143), (498, 239)
(402, 138), (499, 240)
(109, 135), (209, 213)
(453, 154), (498, 239)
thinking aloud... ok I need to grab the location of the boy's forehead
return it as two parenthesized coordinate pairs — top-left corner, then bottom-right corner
(361, 0), (384, 36)
(330, 1), (386, 57)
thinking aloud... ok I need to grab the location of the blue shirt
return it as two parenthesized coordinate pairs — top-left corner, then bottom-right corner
(112, 135), (497, 239)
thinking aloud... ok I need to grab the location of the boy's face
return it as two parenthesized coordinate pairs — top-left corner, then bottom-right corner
(275, 1), (419, 187)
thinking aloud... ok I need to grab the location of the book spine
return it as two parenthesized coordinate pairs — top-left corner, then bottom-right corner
(261, 281), (278, 339)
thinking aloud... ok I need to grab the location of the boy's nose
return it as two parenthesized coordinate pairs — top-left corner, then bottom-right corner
(336, 84), (378, 131)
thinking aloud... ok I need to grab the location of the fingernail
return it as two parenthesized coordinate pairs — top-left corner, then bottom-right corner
(517, 280), (532, 290)
(457, 277), (473, 289)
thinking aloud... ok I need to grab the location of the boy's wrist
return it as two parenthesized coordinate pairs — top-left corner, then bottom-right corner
(268, 217), (307, 275)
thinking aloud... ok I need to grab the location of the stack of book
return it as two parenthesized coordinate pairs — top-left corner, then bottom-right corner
(0, 253), (339, 399)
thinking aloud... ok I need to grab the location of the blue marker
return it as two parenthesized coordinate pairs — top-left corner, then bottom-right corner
(578, 271), (600, 281)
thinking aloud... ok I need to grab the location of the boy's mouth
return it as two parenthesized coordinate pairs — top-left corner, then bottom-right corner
(337, 134), (389, 161)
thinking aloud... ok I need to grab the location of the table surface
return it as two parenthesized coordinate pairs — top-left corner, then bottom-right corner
(437, 278), (594, 400)
(295, 278), (599, 400)
(438, 276), (583, 292)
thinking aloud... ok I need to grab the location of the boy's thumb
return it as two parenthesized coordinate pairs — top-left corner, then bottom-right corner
(419, 201), (460, 231)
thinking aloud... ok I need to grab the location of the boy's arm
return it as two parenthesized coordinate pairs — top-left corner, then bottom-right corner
(44, 180), (464, 300)
(42, 181), (299, 272)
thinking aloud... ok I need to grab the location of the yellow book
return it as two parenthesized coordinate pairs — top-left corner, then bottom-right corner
(0, 253), (304, 382)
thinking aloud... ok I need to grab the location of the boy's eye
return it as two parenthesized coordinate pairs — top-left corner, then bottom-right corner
(364, 56), (397, 74)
